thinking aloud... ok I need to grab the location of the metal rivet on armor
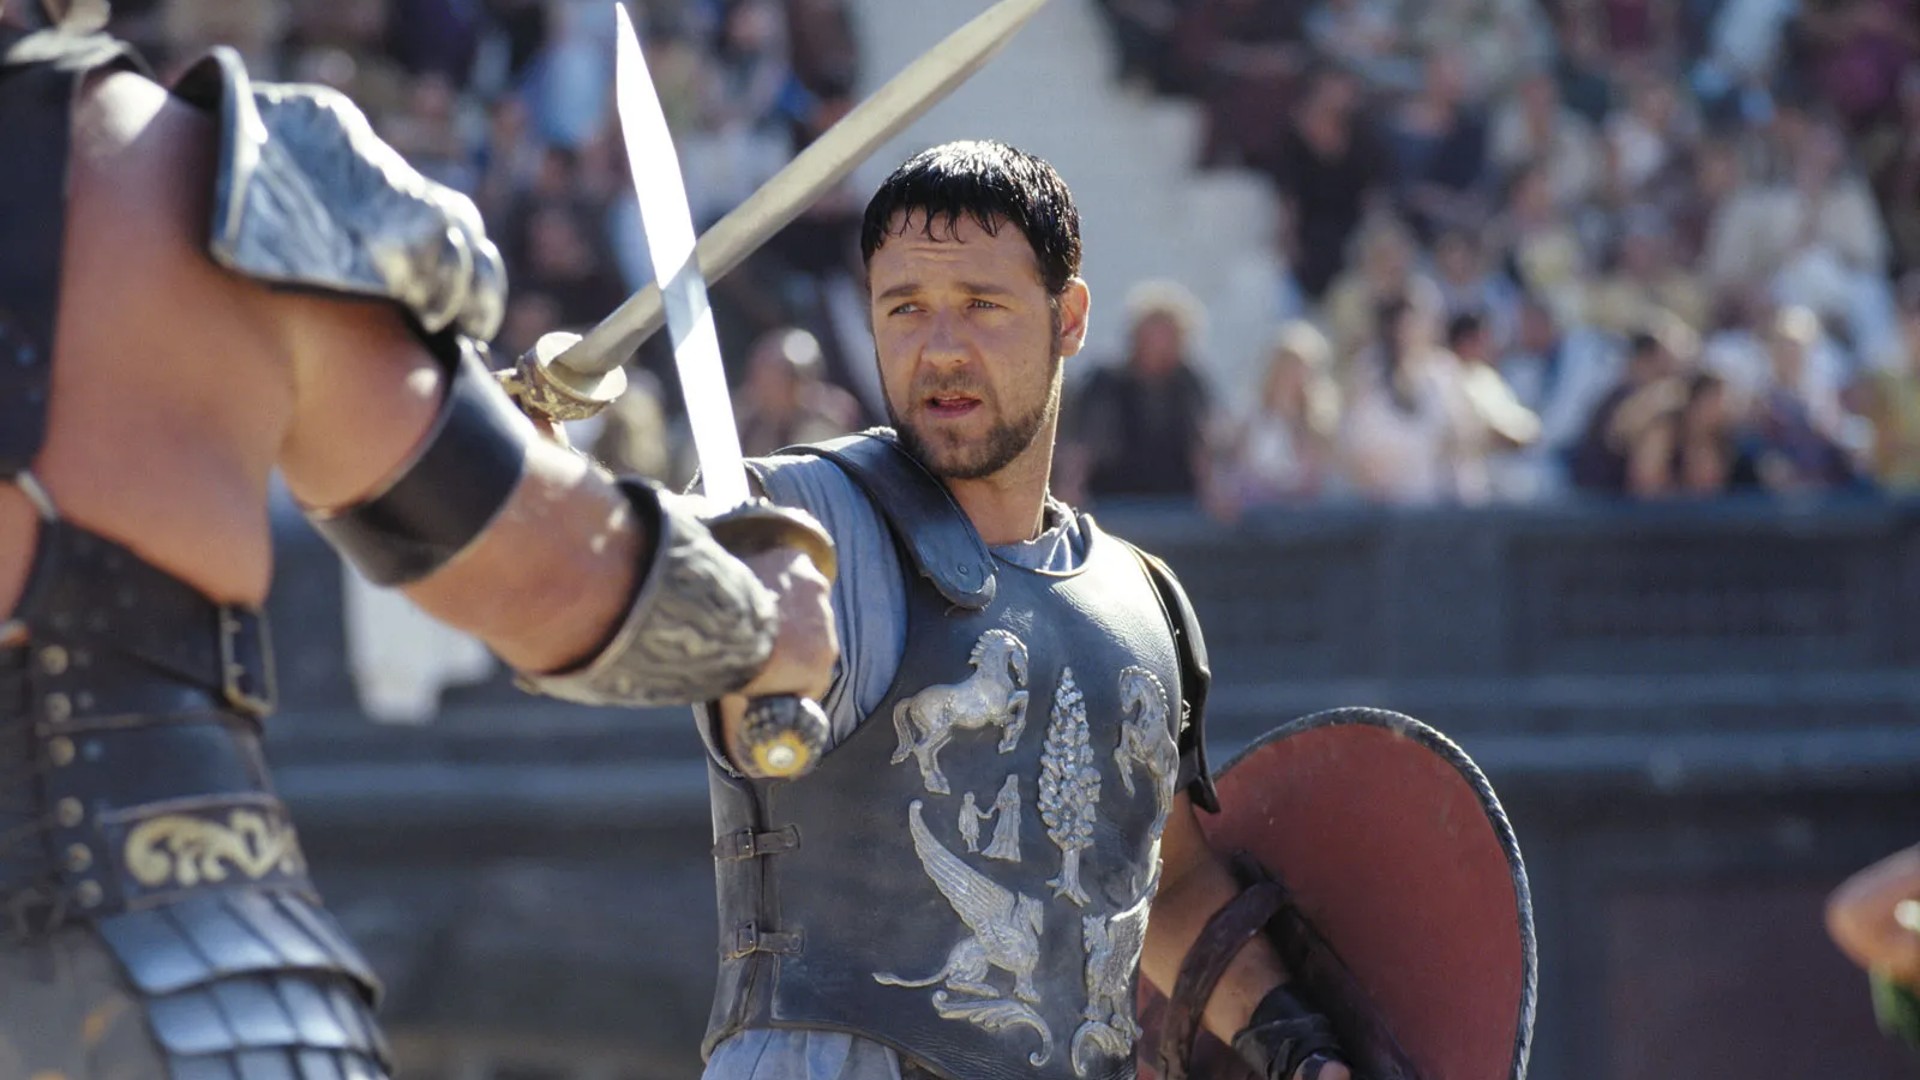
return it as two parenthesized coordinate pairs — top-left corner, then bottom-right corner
(15, 344), (35, 367)
(115, 589), (136, 610)
(65, 844), (92, 873)
(74, 881), (102, 909)
(75, 692), (93, 711)
(43, 693), (71, 723)
(85, 612), (108, 634)
(46, 737), (75, 768)
(81, 740), (103, 763)
(55, 798), (84, 828)
(38, 646), (68, 676)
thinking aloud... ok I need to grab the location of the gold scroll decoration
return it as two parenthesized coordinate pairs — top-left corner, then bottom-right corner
(123, 809), (307, 890)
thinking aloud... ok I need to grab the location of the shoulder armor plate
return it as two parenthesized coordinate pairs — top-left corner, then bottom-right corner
(170, 48), (505, 340)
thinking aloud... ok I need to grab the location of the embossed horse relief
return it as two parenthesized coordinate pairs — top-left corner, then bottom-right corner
(892, 628), (1030, 794)
(1115, 666), (1178, 823)
(875, 800), (1055, 1065)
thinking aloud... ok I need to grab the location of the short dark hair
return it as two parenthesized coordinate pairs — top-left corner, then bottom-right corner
(860, 140), (1082, 296)
(1447, 310), (1486, 349)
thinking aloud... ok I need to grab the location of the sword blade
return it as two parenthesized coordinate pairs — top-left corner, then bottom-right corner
(554, 0), (1048, 380)
(612, 1), (748, 506)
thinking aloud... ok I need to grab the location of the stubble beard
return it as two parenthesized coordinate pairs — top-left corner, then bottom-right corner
(888, 351), (1064, 483)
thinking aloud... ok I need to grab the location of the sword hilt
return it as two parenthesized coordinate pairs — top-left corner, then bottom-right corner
(707, 502), (839, 780)
(496, 331), (628, 424)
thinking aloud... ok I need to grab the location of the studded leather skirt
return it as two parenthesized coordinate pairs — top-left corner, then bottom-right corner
(0, 523), (391, 1079)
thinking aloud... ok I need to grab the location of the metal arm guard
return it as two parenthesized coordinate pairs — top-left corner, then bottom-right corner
(304, 337), (530, 585)
(169, 47), (505, 341)
(518, 484), (787, 708)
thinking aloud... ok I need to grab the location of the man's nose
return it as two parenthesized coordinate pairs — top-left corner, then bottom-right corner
(922, 312), (970, 367)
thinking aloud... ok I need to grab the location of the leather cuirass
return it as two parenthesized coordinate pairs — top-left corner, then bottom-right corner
(706, 434), (1186, 1080)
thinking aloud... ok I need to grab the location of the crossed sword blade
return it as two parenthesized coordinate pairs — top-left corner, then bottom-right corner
(503, 0), (1049, 437)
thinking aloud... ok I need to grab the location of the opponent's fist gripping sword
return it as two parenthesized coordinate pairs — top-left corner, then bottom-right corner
(504, 0), (1047, 778)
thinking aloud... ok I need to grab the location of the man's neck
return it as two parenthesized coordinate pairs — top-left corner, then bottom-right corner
(944, 447), (1058, 547)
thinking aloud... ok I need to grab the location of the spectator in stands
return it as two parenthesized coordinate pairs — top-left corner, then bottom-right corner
(1550, 7), (1617, 124)
(1748, 305), (1868, 492)
(1059, 282), (1214, 504)
(1569, 324), (1688, 494)
(1860, 65), (1920, 277)
(1494, 163), (1592, 327)
(1171, 0), (1306, 170)
(1489, 68), (1604, 208)
(1268, 65), (1388, 301)
(1404, 0), (1552, 99)
(1855, 277), (1920, 491)
(1210, 320), (1343, 515)
(1704, 120), (1890, 309)
(734, 329), (862, 458)
(1323, 214), (1433, 365)
(517, 203), (628, 330)
(1624, 370), (1762, 496)
(1498, 294), (1623, 497)
(1303, 0), (1419, 93)
(1796, 0), (1920, 133)
(1339, 293), (1483, 504)
(381, 72), (480, 194)
(1388, 48), (1495, 243)
(1604, 69), (1699, 196)
(1450, 311), (1543, 501)
(1431, 229), (1522, 348)
(1584, 205), (1712, 335)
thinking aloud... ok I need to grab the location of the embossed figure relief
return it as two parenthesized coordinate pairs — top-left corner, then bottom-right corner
(1070, 875), (1157, 1078)
(1115, 667), (1178, 825)
(892, 629), (1030, 794)
(874, 801), (1055, 1065)
(959, 793), (987, 852)
(1038, 669), (1100, 907)
(983, 774), (1023, 863)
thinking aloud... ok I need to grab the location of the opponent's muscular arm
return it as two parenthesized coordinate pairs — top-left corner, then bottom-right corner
(1146, 797), (1351, 1080)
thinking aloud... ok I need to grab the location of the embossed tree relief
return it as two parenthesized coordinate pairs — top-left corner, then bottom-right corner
(1039, 668), (1099, 907)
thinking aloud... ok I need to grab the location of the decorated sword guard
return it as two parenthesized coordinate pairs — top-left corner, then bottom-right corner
(496, 331), (628, 424)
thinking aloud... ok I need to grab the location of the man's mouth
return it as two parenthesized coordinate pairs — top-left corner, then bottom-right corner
(923, 393), (981, 419)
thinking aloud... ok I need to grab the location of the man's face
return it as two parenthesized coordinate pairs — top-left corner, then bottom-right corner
(868, 210), (1086, 481)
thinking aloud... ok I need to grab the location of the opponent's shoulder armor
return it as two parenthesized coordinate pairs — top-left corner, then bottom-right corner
(168, 47), (504, 341)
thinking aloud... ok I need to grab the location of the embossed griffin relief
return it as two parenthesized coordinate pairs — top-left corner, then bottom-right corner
(1070, 875), (1157, 1078)
(1115, 667), (1178, 825)
(875, 800), (1055, 1066)
(1039, 669), (1100, 907)
(123, 809), (307, 889)
(892, 629), (1030, 795)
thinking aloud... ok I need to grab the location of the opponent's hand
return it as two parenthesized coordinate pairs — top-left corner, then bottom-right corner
(732, 544), (837, 704)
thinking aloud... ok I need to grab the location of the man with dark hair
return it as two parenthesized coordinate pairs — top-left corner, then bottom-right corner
(698, 139), (1349, 1080)
(0, 2), (834, 1076)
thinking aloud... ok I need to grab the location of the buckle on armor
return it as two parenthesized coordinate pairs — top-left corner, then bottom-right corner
(217, 606), (276, 718)
(727, 920), (802, 959)
(713, 825), (801, 861)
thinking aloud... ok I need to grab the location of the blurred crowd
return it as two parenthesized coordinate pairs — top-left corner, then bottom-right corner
(1073, 0), (1920, 514)
(112, 0), (872, 487)
(116, 0), (1920, 514)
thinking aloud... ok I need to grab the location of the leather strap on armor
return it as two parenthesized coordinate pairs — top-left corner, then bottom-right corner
(517, 481), (779, 707)
(305, 337), (529, 586)
(1128, 543), (1220, 813)
(1161, 880), (1289, 1080)
(794, 430), (996, 609)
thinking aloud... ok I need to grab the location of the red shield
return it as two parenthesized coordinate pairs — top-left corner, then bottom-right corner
(1140, 708), (1536, 1080)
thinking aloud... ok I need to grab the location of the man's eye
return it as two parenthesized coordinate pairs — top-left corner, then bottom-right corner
(970, 299), (1000, 310)
(889, 302), (922, 316)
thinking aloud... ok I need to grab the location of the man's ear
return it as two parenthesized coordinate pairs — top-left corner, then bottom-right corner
(1057, 278), (1093, 359)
